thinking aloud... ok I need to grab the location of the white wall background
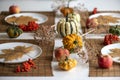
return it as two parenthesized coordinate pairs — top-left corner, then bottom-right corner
(0, 0), (120, 12)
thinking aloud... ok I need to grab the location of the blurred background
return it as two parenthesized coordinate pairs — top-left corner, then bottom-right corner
(0, 0), (120, 11)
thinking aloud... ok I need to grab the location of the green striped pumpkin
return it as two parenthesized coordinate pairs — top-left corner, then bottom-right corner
(57, 18), (80, 37)
(68, 12), (80, 23)
(6, 26), (23, 38)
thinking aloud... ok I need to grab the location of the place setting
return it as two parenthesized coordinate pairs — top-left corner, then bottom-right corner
(0, 3), (56, 76)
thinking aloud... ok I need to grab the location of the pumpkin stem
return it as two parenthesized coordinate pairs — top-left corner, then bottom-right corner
(65, 56), (69, 61)
(67, 0), (73, 7)
(67, 0), (71, 7)
(73, 40), (78, 44)
(67, 1), (69, 7)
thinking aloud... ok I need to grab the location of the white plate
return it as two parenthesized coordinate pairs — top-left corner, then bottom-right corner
(101, 43), (120, 63)
(5, 13), (48, 25)
(89, 13), (120, 25)
(0, 42), (42, 63)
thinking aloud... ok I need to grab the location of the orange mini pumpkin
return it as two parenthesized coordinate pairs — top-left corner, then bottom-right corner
(60, 7), (73, 17)
(62, 34), (83, 52)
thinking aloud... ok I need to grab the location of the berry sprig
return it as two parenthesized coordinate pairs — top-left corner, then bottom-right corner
(104, 34), (119, 45)
(18, 21), (39, 31)
(15, 59), (36, 73)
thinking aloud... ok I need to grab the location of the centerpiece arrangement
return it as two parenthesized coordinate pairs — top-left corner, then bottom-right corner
(52, 0), (99, 71)
(52, 0), (92, 71)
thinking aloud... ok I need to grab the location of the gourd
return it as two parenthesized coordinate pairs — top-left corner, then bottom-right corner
(6, 24), (23, 38)
(60, 7), (73, 17)
(57, 17), (80, 37)
(62, 34), (83, 52)
(58, 57), (77, 71)
(68, 12), (80, 23)
(60, 0), (74, 17)
(109, 25), (120, 36)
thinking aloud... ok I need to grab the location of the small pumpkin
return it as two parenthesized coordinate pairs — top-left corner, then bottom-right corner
(62, 34), (83, 52)
(6, 24), (23, 38)
(60, 7), (73, 17)
(58, 57), (77, 71)
(57, 16), (80, 37)
(68, 12), (81, 23)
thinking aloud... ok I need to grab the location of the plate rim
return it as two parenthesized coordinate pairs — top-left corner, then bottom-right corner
(89, 12), (120, 26)
(4, 12), (48, 25)
(101, 43), (120, 63)
(0, 42), (42, 64)
(89, 12), (120, 19)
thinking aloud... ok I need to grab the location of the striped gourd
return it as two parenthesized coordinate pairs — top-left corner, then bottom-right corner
(68, 12), (80, 23)
(57, 18), (80, 37)
(6, 26), (23, 38)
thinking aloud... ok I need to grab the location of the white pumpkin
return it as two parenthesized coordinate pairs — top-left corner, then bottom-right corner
(57, 18), (80, 37)
(68, 12), (81, 23)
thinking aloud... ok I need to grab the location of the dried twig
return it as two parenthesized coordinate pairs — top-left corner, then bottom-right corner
(81, 29), (95, 37)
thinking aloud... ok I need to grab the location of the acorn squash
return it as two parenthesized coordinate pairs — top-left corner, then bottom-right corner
(6, 25), (23, 38)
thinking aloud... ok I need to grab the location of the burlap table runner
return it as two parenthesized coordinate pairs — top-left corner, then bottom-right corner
(80, 11), (120, 34)
(0, 11), (55, 32)
(85, 39), (120, 77)
(0, 39), (54, 76)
